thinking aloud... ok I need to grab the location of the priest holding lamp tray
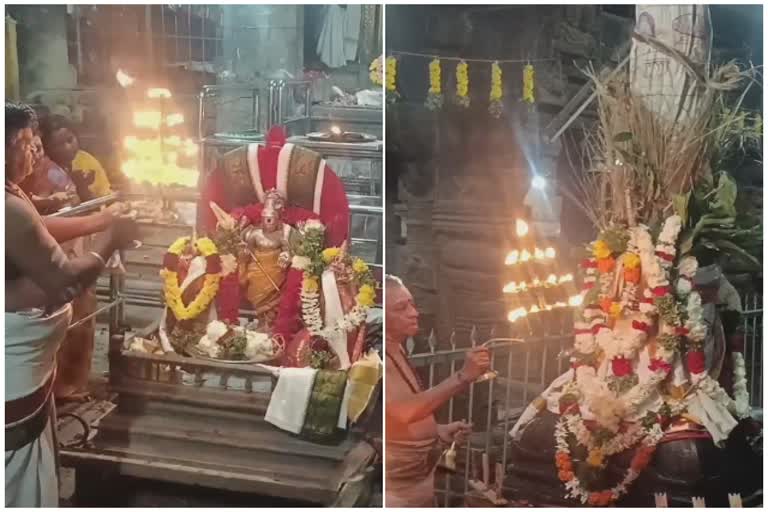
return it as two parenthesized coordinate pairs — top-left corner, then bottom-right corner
(385, 275), (491, 507)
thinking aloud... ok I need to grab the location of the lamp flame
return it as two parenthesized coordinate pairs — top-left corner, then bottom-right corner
(505, 250), (519, 265)
(330, 125), (342, 135)
(516, 219), (529, 237)
(147, 88), (172, 99)
(116, 69), (135, 88)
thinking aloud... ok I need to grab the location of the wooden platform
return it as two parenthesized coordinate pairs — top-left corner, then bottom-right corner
(59, 378), (377, 506)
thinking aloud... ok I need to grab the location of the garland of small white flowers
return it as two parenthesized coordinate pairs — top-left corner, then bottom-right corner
(555, 412), (665, 505)
(291, 220), (377, 340)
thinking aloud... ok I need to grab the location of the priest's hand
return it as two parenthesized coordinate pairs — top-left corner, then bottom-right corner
(438, 420), (472, 445)
(459, 347), (491, 382)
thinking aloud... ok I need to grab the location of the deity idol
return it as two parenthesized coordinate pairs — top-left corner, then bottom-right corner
(238, 189), (292, 322)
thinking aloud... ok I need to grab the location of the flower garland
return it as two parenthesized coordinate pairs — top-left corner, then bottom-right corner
(369, 55), (383, 86)
(386, 56), (399, 103)
(455, 60), (470, 108)
(160, 237), (222, 321)
(425, 58), (443, 111)
(555, 413), (664, 506)
(291, 221), (378, 341)
(489, 61), (503, 118)
(522, 63), (535, 104)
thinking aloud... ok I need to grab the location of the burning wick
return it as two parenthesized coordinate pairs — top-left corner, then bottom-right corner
(516, 219), (529, 237)
(116, 69), (135, 88)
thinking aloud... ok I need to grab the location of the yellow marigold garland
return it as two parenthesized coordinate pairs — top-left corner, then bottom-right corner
(523, 63), (535, 104)
(455, 60), (470, 108)
(489, 61), (503, 118)
(369, 56), (383, 87)
(425, 58), (444, 111)
(386, 56), (399, 103)
(161, 237), (222, 321)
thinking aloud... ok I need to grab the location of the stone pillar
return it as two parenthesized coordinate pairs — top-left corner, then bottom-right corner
(12, 5), (77, 97)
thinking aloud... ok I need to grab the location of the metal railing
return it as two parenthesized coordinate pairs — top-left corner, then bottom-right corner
(407, 293), (764, 506)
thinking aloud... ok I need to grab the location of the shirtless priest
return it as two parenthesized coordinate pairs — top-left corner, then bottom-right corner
(385, 275), (491, 507)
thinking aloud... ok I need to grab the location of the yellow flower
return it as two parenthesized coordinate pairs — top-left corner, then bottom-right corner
(609, 302), (623, 319)
(322, 247), (341, 264)
(168, 236), (191, 255)
(195, 237), (218, 257)
(456, 61), (469, 98)
(353, 258), (369, 274)
(303, 277), (319, 294)
(587, 448), (605, 467)
(429, 58), (442, 95)
(592, 240), (612, 260)
(523, 64), (535, 104)
(624, 252), (641, 270)
(356, 284), (376, 308)
(490, 61), (503, 101)
(386, 57), (397, 92)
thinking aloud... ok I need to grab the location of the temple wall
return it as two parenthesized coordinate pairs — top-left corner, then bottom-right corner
(386, 6), (633, 346)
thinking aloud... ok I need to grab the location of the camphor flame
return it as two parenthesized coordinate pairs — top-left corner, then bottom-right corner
(121, 84), (198, 187)
(116, 69), (135, 88)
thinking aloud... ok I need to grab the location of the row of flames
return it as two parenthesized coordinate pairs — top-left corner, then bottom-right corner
(116, 70), (199, 188)
(504, 219), (582, 324)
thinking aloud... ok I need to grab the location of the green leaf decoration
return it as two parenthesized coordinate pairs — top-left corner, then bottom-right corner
(709, 172), (738, 217)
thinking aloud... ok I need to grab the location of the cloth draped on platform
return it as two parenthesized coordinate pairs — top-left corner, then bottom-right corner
(6, 304), (72, 507)
(265, 367), (318, 434)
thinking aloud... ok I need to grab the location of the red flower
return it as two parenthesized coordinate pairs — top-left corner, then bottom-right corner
(591, 324), (608, 335)
(655, 251), (675, 262)
(648, 358), (672, 374)
(612, 357), (633, 377)
(581, 259), (597, 269)
(632, 320), (649, 333)
(687, 351), (706, 374)
(583, 282), (595, 290)
(652, 286), (671, 297)
(574, 328), (592, 335)
(163, 253), (180, 270)
(206, 255), (222, 274)
(674, 327), (690, 337)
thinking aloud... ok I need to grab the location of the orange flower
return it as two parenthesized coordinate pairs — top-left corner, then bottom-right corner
(557, 470), (574, 482)
(600, 298), (613, 313)
(624, 266), (641, 283)
(555, 452), (573, 472)
(630, 446), (655, 472)
(589, 491), (614, 506)
(597, 256), (616, 274)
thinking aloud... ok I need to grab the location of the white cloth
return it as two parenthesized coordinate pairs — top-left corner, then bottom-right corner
(321, 269), (351, 370)
(6, 304), (72, 507)
(265, 367), (318, 434)
(316, 5), (361, 68)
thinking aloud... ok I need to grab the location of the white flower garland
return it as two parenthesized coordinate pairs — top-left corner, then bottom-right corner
(555, 415), (665, 504)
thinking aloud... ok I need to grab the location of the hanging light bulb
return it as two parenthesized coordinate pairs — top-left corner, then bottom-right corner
(505, 250), (519, 265)
(534, 248), (545, 260)
(545, 247), (556, 258)
(520, 249), (531, 262)
(546, 274), (558, 285)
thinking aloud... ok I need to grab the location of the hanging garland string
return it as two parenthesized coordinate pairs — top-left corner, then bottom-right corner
(386, 56), (399, 103)
(425, 58), (443, 111)
(455, 60), (470, 108)
(523, 63), (535, 104)
(489, 61), (503, 118)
